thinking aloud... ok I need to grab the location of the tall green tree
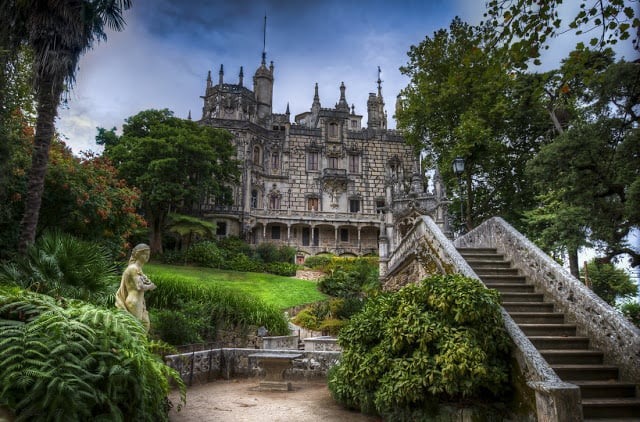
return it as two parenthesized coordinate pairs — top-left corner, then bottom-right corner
(584, 259), (637, 305)
(527, 49), (640, 268)
(396, 18), (551, 231)
(483, 0), (639, 67)
(0, 0), (132, 253)
(103, 109), (240, 254)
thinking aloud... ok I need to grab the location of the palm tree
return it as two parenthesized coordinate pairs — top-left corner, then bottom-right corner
(0, 0), (132, 253)
(166, 213), (217, 252)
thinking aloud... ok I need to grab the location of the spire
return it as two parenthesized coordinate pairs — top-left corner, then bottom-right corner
(351, 104), (355, 115)
(261, 15), (267, 65)
(219, 64), (224, 85)
(206, 70), (212, 89)
(313, 83), (320, 103)
(337, 82), (349, 111)
(239, 66), (244, 87)
(377, 66), (383, 97)
(187, 110), (192, 120)
(285, 103), (290, 118)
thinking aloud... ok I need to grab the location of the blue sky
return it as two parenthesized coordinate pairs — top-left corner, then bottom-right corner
(55, 0), (637, 153)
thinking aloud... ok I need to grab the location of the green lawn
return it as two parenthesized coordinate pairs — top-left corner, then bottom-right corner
(145, 263), (327, 310)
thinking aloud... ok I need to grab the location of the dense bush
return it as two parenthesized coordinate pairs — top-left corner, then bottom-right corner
(184, 241), (224, 268)
(255, 243), (296, 264)
(585, 260), (637, 305)
(265, 262), (298, 276)
(328, 274), (510, 418)
(0, 231), (118, 306)
(303, 254), (334, 271)
(146, 273), (289, 344)
(318, 257), (379, 298)
(292, 298), (360, 335)
(151, 300), (212, 345)
(0, 286), (184, 421)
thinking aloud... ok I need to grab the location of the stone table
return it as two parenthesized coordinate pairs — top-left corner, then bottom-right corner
(249, 352), (302, 391)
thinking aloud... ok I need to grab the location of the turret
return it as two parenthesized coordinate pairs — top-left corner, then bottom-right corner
(218, 64), (224, 85)
(239, 66), (244, 87)
(367, 67), (387, 129)
(336, 82), (349, 112)
(253, 57), (274, 123)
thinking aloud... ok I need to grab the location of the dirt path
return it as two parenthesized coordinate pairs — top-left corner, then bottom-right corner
(168, 379), (381, 422)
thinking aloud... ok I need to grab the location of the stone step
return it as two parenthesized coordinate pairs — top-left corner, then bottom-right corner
(502, 302), (555, 313)
(528, 336), (590, 350)
(540, 349), (603, 365)
(457, 252), (505, 261)
(474, 268), (521, 276)
(466, 260), (513, 269)
(573, 381), (637, 399)
(485, 283), (535, 293)
(479, 274), (527, 283)
(551, 364), (619, 381)
(457, 247), (498, 255)
(581, 398), (640, 419)
(509, 312), (565, 324)
(501, 293), (545, 303)
(519, 323), (577, 336)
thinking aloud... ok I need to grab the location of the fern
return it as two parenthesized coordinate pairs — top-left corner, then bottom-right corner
(0, 286), (185, 421)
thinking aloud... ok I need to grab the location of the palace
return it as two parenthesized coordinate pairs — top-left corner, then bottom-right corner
(197, 53), (450, 263)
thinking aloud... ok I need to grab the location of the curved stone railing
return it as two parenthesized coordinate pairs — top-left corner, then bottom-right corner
(455, 216), (640, 383)
(384, 215), (581, 421)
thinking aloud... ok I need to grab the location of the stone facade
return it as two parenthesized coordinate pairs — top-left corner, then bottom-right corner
(197, 56), (450, 260)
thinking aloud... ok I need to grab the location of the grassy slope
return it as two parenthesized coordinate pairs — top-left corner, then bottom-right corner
(145, 263), (326, 310)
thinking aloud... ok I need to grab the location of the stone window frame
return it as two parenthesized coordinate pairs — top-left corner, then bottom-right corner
(348, 154), (360, 174)
(271, 151), (279, 170)
(307, 196), (319, 211)
(328, 122), (338, 138)
(307, 151), (319, 171)
(328, 156), (339, 169)
(349, 198), (361, 213)
(216, 221), (227, 236)
(253, 145), (262, 165)
(271, 225), (281, 240)
(340, 228), (349, 242)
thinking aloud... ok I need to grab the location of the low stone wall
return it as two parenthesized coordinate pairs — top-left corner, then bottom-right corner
(262, 335), (298, 350)
(303, 336), (340, 352)
(456, 216), (640, 383)
(165, 348), (340, 386)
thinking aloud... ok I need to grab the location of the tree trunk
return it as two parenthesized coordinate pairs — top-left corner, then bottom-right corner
(149, 212), (165, 255)
(18, 75), (63, 253)
(568, 247), (580, 279)
(465, 171), (474, 231)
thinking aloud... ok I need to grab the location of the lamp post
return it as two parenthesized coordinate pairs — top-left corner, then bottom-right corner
(452, 157), (465, 233)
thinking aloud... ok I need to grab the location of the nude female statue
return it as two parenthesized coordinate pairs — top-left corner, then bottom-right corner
(115, 243), (156, 331)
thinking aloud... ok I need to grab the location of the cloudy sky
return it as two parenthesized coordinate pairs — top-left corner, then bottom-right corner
(56, 0), (637, 154)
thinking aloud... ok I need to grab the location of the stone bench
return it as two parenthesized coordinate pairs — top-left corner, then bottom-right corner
(248, 352), (302, 391)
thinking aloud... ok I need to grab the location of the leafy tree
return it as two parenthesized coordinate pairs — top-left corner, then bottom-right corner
(328, 274), (510, 418)
(103, 109), (240, 254)
(584, 259), (637, 305)
(0, 285), (185, 421)
(166, 213), (216, 252)
(483, 0), (639, 67)
(526, 50), (640, 269)
(397, 18), (551, 231)
(0, 0), (132, 252)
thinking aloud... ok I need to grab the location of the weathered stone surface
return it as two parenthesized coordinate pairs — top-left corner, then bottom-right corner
(456, 217), (640, 383)
(261, 335), (298, 350)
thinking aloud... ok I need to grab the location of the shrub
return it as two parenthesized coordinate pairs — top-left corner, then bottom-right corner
(265, 262), (298, 276)
(328, 274), (511, 418)
(0, 231), (118, 306)
(304, 254), (334, 271)
(620, 301), (640, 327)
(227, 253), (264, 272)
(0, 286), (184, 421)
(319, 257), (379, 298)
(151, 300), (211, 345)
(217, 236), (253, 260)
(184, 241), (224, 268)
(584, 260), (637, 305)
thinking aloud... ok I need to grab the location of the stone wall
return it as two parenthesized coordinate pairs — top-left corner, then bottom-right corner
(455, 216), (640, 383)
(165, 348), (340, 386)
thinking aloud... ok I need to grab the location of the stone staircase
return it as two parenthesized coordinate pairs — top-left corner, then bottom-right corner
(458, 247), (640, 421)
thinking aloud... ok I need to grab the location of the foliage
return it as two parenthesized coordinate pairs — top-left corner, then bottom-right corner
(397, 18), (551, 231)
(102, 109), (240, 255)
(0, 231), (118, 306)
(526, 52), (640, 267)
(184, 241), (225, 268)
(0, 0), (132, 251)
(328, 274), (510, 417)
(144, 272), (290, 341)
(145, 263), (326, 311)
(216, 236), (253, 260)
(0, 286), (184, 421)
(151, 300), (211, 346)
(319, 257), (380, 298)
(292, 298), (357, 335)
(483, 0), (639, 67)
(620, 301), (640, 327)
(584, 260), (637, 305)
(264, 262), (298, 277)
(303, 254), (334, 271)
(165, 213), (216, 252)
(255, 242), (296, 264)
